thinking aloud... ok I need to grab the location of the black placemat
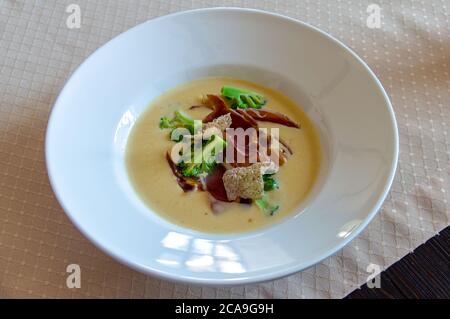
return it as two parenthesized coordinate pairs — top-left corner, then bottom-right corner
(346, 226), (449, 299)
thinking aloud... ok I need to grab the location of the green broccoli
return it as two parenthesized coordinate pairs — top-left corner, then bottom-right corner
(263, 174), (279, 191)
(178, 134), (227, 177)
(221, 86), (266, 109)
(255, 196), (280, 216)
(159, 110), (199, 134)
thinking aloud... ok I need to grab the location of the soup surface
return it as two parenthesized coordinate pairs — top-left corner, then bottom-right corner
(126, 77), (321, 233)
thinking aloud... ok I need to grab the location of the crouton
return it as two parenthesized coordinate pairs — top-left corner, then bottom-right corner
(222, 163), (264, 200)
(203, 113), (232, 132)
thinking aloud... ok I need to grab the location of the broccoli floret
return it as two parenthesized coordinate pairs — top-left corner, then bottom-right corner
(263, 174), (279, 191)
(255, 196), (280, 216)
(159, 110), (199, 134)
(221, 85), (266, 109)
(159, 116), (172, 129)
(179, 161), (217, 177)
(178, 134), (227, 177)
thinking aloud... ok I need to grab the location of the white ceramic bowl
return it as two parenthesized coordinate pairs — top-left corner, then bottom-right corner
(46, 8), (398, 285)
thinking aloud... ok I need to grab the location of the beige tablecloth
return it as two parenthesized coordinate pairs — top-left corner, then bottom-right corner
(0, 0), (448, 298)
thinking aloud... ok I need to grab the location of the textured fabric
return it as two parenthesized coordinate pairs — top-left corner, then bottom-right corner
(0, 0), (448, 298)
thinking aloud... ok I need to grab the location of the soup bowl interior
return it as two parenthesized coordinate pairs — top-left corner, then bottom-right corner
(46, 8), (398, 284)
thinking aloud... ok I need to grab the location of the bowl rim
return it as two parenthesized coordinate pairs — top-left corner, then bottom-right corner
(46, 7), (399, 285)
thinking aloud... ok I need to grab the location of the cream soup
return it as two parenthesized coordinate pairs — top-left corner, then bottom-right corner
(126, 77), (321, 233)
